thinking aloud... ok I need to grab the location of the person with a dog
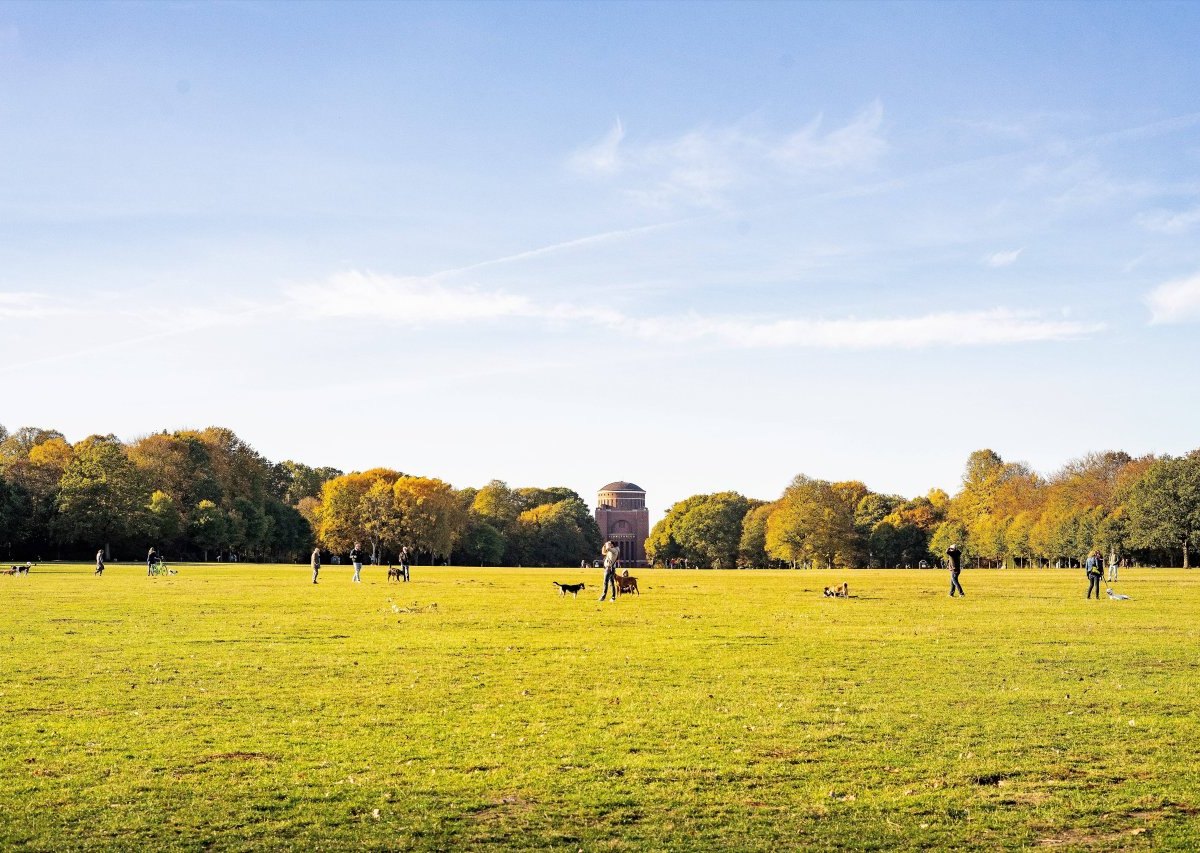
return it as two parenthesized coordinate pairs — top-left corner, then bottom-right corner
(398, 546), (410, 582)
(146, 546), (158, 577)
(350, 542), (363, 583)
(311, 546), (321, 584)
(1085, 549), (1103, 599)
(95, 549), (105, 576)
(598, 540), (620, 602)
(1107, 548), (1119, 583)
(946, 543), (964, 597)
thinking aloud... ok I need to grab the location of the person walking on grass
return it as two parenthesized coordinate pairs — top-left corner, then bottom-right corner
(1107, 548), (1119, 583)
(350, 542), (363, 583)
(311, 546), (321, 584)
(1086, 550), (1103, 599)
(947, 543), (965, 597)
(95, 549), (105, 576)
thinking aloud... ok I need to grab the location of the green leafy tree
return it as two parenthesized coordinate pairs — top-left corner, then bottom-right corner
(454, 518), (506, 566)
(189, 499), (228, 561)
(148, 490), (182, 545)
(738, 502), (775, 568)
(56, 435), (150, 558)
(1126, 455), (1200, 567)
(765, 475), (857, 568)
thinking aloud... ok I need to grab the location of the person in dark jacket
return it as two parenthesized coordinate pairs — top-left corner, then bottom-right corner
(350, 543), (363, 583)
(947, 544), (965, 597)
(1085, 550), (1103, 599)
(147, 546), (158, 577)
(398, 546), (410, 582)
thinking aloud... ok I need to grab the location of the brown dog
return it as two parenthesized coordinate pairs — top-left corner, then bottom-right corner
(615, 573), (639, 596)
(387, 565), (402, 582)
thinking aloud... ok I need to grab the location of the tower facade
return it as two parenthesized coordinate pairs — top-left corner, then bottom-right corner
(595, 481), (650, 566)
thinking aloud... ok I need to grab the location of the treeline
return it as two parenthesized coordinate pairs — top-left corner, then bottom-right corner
(649, 449), (1200, 569)
(0, 424), (600, 566)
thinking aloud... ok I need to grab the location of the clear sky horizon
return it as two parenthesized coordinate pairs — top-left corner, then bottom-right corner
(4, 1), (1200, 519)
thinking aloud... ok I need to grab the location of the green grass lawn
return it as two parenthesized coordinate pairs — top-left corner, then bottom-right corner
(1, 564), (1198, 850)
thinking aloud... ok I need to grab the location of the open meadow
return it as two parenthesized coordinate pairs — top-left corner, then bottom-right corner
(1, 564), (1198, 850)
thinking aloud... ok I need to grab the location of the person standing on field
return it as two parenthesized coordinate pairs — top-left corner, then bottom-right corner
(1085, 550), (1103, 599)
(311, 547), (321, 584)
(947, 543), (965, 597)
(350, 542), (363, 583)
(598, 540), (620, 602)
(1107, 548), (1119, 583)
(95, 549), (105, 576)
(146, 546), (158, 576)
(399, 546), (410, 582)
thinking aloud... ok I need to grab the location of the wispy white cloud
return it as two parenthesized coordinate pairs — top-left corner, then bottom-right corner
(0, 292), (66, 318)
(288, 270), (533, 324)
(287, 272), (1100, 349)
(1137, 206), (1200, 235)
(568, 118), (625, 175)
(569, 102), (887, 209)
(984, 248), (1023, 268)
(627, 308), (1100, 349)
(433, 219), (690, 279)
(1146, 272), (1200, 324)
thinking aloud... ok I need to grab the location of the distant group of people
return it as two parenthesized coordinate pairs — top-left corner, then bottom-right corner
(310, 542), (409, 584)
(944, 543), (1128, 600)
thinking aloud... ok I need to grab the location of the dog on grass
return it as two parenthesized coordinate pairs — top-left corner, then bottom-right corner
(387, 565), (403, 583)
(553, 581), (586, 597)
(615, 571), (639, 596)
(823, 582), (849, 598)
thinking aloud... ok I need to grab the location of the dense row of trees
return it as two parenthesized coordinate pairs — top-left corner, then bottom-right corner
(0, 424), (600, 566)
(648, 449), (1200, 569)
(5, 421), (1198, 569)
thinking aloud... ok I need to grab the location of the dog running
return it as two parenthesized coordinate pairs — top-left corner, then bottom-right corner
(553, 581), (586, 597)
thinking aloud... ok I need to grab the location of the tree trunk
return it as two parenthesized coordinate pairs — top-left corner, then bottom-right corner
(1184, 537), (1190, 569)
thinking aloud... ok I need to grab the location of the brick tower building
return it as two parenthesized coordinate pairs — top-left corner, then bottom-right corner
(595, 481), (650, 567)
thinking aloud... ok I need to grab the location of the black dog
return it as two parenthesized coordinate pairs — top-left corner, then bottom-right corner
(387, 565), (402, 582)
(553, 581), (586, 597)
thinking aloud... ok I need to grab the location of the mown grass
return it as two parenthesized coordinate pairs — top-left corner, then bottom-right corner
(1, 564), (1198, 850)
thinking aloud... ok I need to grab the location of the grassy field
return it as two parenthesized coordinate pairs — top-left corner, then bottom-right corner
(1, 563), (1198, 850)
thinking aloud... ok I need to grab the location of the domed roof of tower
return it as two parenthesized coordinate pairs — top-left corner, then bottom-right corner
(600, 481), (645, 493)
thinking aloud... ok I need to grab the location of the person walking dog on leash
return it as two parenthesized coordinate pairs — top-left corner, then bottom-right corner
(947, 543), (965, 597)
(1086, 550), (1103, 599)
(311, 547), (321, 584)
(598, 540), (620, 602)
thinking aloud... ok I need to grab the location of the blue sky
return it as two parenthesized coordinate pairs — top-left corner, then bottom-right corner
(4, 1), (1200, 518)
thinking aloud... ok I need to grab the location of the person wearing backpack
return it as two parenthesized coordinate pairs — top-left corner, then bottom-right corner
(1085, 550), (1103, 599)
(946, 543), (965, 597)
